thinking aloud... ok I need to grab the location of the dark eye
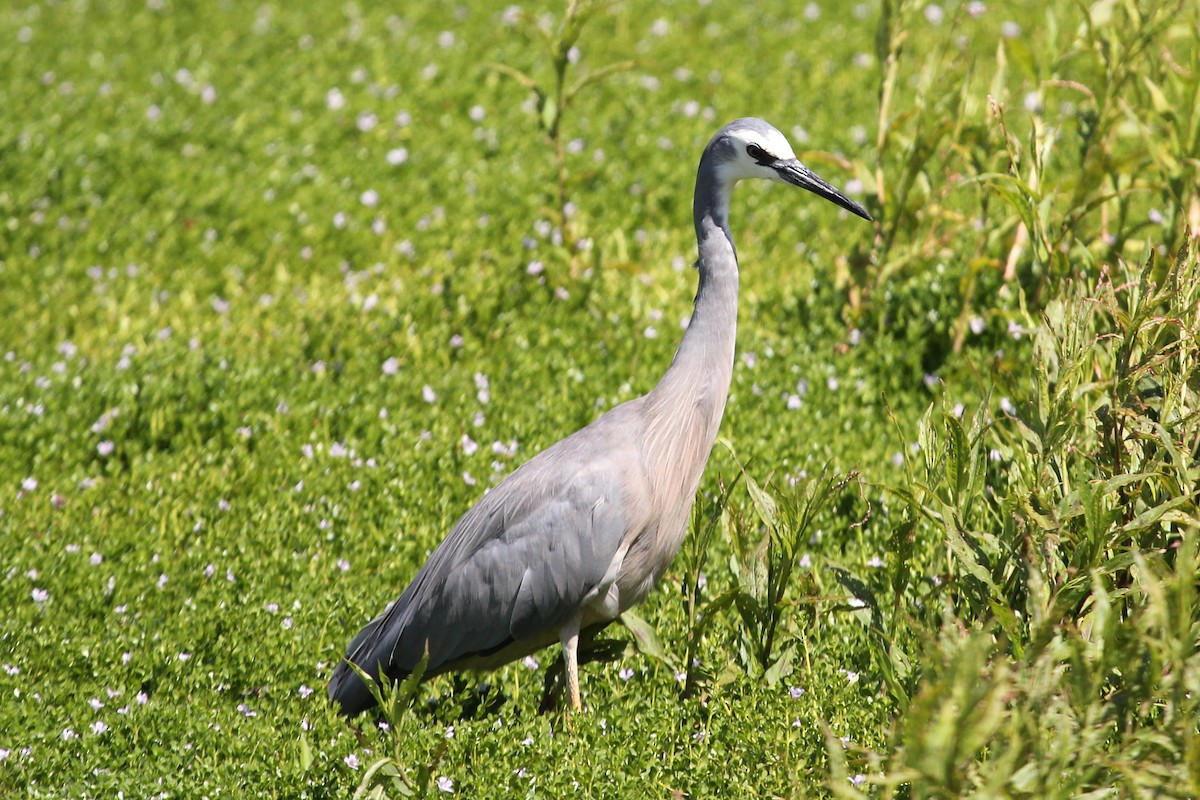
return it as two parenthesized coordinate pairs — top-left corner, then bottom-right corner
(746, 143), (773, 164)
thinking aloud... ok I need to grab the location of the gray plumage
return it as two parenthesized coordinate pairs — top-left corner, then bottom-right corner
(328, 118), (871, 716)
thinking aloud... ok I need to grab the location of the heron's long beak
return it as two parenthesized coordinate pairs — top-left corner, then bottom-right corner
(776, 160), (872, 221)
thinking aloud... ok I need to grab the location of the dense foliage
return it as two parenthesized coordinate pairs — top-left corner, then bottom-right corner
(1, 0), (1196, 796)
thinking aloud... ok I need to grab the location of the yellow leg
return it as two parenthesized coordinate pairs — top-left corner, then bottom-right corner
(561, 619), (582, 711)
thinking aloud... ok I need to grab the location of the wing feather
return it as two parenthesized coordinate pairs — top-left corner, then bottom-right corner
(328, 401), (649, 713)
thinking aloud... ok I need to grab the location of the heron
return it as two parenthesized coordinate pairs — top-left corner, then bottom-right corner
(328, 117), (871, 716)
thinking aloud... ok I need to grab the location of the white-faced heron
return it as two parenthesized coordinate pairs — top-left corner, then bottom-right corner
(328, 117), (872, 715)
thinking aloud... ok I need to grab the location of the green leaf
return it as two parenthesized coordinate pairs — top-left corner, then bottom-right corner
(744, 472), (779, 529)
(762, 645), (795, 687)
(620, 609), (671, 665)
(298, 734), (313, 772)
(484, 61), (540, 91)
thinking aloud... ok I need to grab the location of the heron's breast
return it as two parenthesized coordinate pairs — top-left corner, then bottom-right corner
(616, 511), (691, 604)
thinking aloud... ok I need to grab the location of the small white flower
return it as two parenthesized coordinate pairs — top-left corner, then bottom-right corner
(32, 588), (49, 603)
(325, 88), (345, 110)
(21, 477), (38, 492)
(90, 720), (109, 735)
(436, 776), (454, 793)
(344, 753), (359, 769)
(360, 189), (379, 207)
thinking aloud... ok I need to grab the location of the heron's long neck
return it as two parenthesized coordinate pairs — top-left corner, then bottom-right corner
(641, 168), (738, 510)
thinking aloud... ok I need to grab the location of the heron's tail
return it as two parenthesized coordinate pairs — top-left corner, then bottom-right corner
(328, 614), (390, 716)
(327, 658), (379, 716)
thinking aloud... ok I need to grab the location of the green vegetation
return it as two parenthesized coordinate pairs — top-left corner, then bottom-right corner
(1, 0), (1196, 796)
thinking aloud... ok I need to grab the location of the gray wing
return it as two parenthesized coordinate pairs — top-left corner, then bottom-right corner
(328, 404), (646, 713)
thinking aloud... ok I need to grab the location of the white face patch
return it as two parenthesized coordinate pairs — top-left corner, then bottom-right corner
(725, 126), (797, 162)
(715, 124), (799, 186)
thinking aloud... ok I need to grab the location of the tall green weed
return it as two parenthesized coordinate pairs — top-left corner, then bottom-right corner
(834, 244), (1199, 797)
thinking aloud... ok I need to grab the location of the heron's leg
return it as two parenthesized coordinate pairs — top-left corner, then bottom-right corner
(559, 617), (582, 711)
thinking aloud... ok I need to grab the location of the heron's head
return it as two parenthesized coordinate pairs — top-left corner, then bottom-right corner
(708, 118), (872, 221)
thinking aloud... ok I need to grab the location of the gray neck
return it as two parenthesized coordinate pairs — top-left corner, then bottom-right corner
(641, 161), (738, 511)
